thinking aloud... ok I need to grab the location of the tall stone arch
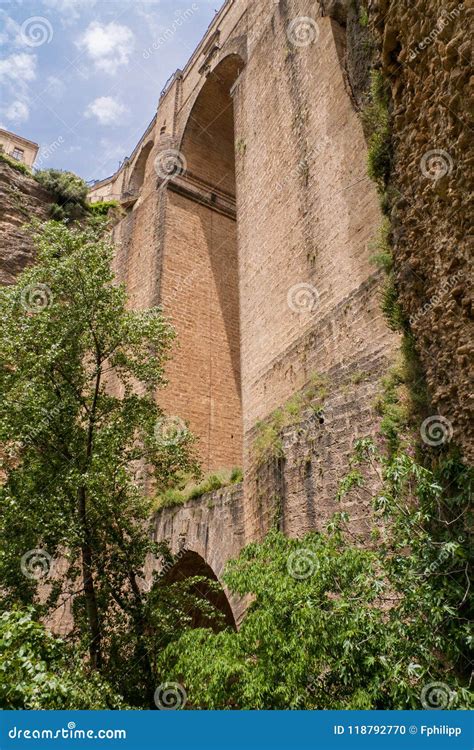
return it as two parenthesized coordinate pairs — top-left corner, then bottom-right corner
(157, 52), (247, 474)
(126, 139), (154, 196)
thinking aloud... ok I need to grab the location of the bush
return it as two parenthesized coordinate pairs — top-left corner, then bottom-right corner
(0, 609), (125, 709)
(362, 71), (391, 188)
(158, 453), (472, 710)
(35, 169), (89, 219)
(155, 467), (244, 510)
(88, 199), (120, 216)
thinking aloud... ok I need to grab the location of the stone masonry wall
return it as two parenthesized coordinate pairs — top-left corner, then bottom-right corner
(235, 3), (398, 540)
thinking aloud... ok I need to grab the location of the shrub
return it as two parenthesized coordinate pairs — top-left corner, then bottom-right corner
(362, 71), (391, 188)
(88, 199), (120, 216)
(35, 169), (89, 219)
(154, 467), (244, 510)
(0, 609), (124, 709)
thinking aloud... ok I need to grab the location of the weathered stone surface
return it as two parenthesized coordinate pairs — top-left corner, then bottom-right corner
(0, 161), (52, 284)
(373, 0), (473, 459)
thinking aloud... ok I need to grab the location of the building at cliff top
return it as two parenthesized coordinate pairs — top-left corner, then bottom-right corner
(0, 127), (39, 168)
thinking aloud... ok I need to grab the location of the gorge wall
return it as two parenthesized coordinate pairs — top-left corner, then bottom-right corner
(1, 0), (471, 626)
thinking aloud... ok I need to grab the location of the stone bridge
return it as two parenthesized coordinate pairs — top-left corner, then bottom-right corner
(89, 0), (398, 624)
(148, 483), (246, 626)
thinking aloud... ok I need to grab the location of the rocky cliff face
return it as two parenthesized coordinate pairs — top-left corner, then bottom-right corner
(0, 161), (52, 285)
(326, 0), (473, 460)
(375, 0), (473, 458)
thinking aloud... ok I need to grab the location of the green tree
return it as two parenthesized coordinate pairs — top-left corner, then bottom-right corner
(0, 220), (200, 706)
(0, 608), (125, 709)
(158, 446), (472, 710)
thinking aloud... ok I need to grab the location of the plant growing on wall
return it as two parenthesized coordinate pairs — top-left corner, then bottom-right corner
(0, 219), (208, 707)
(157, 442), (472, 709)
(35, 169), (89, 219)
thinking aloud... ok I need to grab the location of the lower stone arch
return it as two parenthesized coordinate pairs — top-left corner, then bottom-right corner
(159, 548), (236, 630)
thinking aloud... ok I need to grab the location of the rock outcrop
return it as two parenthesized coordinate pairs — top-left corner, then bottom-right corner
(0, 160), (52, 284)
(375, 0), (473, 458)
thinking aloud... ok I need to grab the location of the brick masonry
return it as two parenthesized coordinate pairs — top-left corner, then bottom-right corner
(87, 1), (401, 607)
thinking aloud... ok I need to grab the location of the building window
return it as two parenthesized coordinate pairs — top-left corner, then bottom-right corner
(11, 148), (24, 162)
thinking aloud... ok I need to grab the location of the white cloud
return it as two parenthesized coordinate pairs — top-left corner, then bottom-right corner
(85, 96), (127, 125)
(0, 52), (37, 85)
(5, 100), (29, 123)
(76, 21), (135, 74)
(0, 12), (22, 46)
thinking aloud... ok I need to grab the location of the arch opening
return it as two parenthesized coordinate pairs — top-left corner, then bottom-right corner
(160, 550), (236, 630)
(160, 54), (245, 473)
(127, 140), (154, 195)
(180, 54), (244, 196)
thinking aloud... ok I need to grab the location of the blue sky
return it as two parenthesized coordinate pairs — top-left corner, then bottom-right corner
(0, 0), (224, 181)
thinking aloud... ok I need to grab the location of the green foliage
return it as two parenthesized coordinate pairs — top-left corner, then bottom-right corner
(359, 5), (369, 27)
(363, 71), (391, 189)
(0, 151), (33, 176)
(374, 336), (429, 454)
(369, 220), (405, 332)
(369, 218), (393, 272)
(155, 467), (243, 510)
(0, 609), (124, 709)
(253, 374), (328, 465)
(35, 169), (89, 219)
(0, 220), (199, 704)
(88, 199), (120, 216)
(159, 516), (472, 708)
(350, 370), (368, 384)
